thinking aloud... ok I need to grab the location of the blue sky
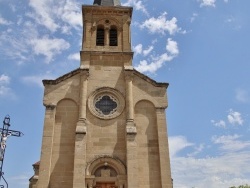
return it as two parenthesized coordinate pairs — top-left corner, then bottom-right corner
(0, 0), (250, 187)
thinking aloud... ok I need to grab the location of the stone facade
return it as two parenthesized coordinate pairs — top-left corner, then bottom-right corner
(29, 1), (172, 188)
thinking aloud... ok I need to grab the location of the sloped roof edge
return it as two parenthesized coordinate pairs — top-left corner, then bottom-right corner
(42, 68), (87, 86)
(133, 69), (169, 88)
(42, 68), (169, 88)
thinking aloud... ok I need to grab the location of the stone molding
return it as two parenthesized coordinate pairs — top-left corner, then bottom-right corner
(86, 155), (126, 176)
(44, 104), (56, 110)
(88, 87), (125, 120)
(42, 68), (89, 85)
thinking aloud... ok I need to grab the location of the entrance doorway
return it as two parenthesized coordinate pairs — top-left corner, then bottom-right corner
(94, 182), (117, 188)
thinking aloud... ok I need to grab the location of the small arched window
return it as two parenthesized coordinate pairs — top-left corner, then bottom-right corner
(109, 27), (117, 46)
(96, 26), (104, 46)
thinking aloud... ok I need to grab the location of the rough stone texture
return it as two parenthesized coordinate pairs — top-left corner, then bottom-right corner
(30, 3), (172, 188)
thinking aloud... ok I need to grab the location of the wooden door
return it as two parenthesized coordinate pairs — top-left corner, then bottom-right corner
(94, 182), (117, 188)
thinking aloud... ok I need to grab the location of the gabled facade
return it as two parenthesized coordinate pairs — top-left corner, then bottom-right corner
(29, 0), (172, 187)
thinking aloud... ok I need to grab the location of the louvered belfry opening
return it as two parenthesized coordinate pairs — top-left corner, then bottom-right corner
(96, 27), (105, 46)
(109, 28), (117, 46)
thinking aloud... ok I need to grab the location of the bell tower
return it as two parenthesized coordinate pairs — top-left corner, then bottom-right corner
(80, 0), (133, 69)
(29, 1), (173, 188)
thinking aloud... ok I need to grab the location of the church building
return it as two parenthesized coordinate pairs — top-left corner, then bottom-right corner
(29, 0), (172, 187)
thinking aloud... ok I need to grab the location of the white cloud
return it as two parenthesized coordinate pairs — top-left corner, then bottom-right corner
(172, 152), (250, 188)
(0, 74), (10, 84)
(57, 0), (82, 29)
(227, 109), (244, 126)
(0, 21), (37, 63)
(188, 144), (205, 157)
(169, 136), (194, 157)
(212, 134), (250, 152)
(143, 46), (154, 56)
(166, 38), (179, 55)
(133, 44), (143, 56)
(0, 85), (11, 96)
(28, 0), (59, 32)
(140, 12), (179, 35)
(190, 13), (198, 23)
(170, 135), (250, 188)
(135, 53), (173, 74)
(135, 38), (179, 74)
(133, 44), (154, 57)
(68, 53), (80, 61)
(0, 74), (15, 98)
(200, 0), (216, 7)
(0, 15), (12, 25)
(28, 0), (82, 33)
(29, 36), (70, 63)
(123, 0), (148, 14)
(211, 119), (226, 128)
(236, 88), (250, 103)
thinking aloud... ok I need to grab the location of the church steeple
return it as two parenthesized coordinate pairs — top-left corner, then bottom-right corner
(80, 1), (133, 69)
(93, 0), (121, 6)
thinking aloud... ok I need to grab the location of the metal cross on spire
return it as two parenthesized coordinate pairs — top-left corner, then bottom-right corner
(0, 115), (23, 188)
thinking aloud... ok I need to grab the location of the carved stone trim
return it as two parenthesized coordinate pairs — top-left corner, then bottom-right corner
(76, 119), (87, 134)
(88, 87), (125, 120)
(126, 120), (137, 135)
(44, 104), (56, 110)
(124, 69), (134, 81)
(43, 68), (89, 85)
(86, 155), (126, 176)
(156, 107), (167, 113)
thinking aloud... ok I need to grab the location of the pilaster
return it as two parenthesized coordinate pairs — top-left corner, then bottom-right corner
(73, 69), (89, 188)
(37, 104), (56, 188)
(156, 107), (173, 188)
(124, 69), (138, 187)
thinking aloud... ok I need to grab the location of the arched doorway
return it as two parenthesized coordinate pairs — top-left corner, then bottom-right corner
(85, 156), (127, 188)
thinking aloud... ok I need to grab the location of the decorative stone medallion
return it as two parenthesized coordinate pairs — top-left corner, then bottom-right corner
(88, 87), (125, 119)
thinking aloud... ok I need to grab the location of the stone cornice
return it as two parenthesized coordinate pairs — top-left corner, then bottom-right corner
(42, 68), (89, 86)
(82, 5), (133, 17)
(80, 51), (133, 55)
(42, 65), (168, 89)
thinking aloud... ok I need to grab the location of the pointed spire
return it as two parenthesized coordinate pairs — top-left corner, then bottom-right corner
(93, 0), (121, 6)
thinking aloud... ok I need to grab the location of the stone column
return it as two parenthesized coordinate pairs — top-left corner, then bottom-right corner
(117, 175), (126, 188)
(156, 107), (173, 188)
(37, 104), (56, 188)
(86, 177), (94, 188)
(105, 26), (109, 46)
(124, 70), (138, 188)
(73, 69), (89, 188)
(125, 70), (134, 121)
(77, 69), (89, 128)
(124, 70), (136, 134)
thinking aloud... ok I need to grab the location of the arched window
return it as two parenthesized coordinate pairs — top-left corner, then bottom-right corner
(109, 27), (117, 46)
(96, 26), (104, 46)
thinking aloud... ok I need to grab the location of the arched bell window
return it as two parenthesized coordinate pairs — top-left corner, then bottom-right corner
(96, 26), (104, 46)
(109, 27), (117, 46)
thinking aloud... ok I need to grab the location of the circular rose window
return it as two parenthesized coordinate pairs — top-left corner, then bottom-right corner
(88, 88), (125, 119)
